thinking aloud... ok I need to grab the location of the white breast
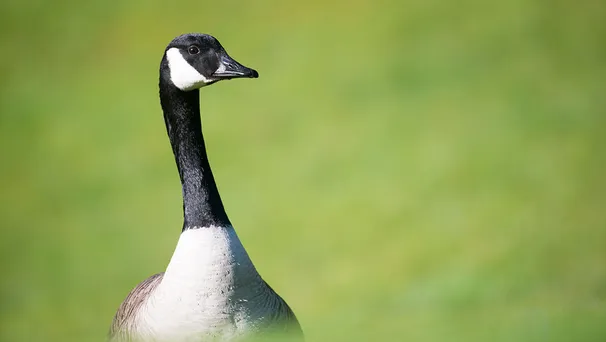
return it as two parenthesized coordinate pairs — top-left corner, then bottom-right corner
(134, 226), (269, 341)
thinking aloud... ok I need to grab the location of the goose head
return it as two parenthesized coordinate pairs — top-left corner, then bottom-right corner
(162, 33), (259, 91)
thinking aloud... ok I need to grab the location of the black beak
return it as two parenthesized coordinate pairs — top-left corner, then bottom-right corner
(212, 54), (259, 79)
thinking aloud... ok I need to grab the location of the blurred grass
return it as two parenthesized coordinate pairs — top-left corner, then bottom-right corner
(1, 0), (605, 341)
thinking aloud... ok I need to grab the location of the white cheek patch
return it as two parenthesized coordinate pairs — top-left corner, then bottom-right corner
(166, 48), (214, 91)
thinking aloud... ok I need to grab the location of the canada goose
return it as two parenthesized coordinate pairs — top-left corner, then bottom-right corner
(109, 33), (302, 341)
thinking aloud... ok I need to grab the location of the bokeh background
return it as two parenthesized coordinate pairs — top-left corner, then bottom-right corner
(1, 0), (605, 341)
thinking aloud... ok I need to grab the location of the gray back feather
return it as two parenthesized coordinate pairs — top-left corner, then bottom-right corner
(109, 273), (164, 341)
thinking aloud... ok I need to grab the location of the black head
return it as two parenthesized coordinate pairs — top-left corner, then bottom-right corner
(162, 33), (258, 91)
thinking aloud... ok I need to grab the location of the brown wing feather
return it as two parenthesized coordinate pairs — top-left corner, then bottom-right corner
(108, 272), (164, 341)
(262, 280), (304, 339)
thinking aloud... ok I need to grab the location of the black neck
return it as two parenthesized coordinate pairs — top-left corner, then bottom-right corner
(159, 69), (231, 229)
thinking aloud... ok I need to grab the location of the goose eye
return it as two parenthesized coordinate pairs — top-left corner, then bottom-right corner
(188, 46), (200, 54)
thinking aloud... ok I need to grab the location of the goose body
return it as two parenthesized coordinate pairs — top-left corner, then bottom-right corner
(109, 33), (301, 341)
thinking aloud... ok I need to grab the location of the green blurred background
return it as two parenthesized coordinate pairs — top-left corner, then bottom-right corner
(1, 0), (605, 341)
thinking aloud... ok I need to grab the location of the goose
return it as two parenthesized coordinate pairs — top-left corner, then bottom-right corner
(109, 33), (302, 342)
